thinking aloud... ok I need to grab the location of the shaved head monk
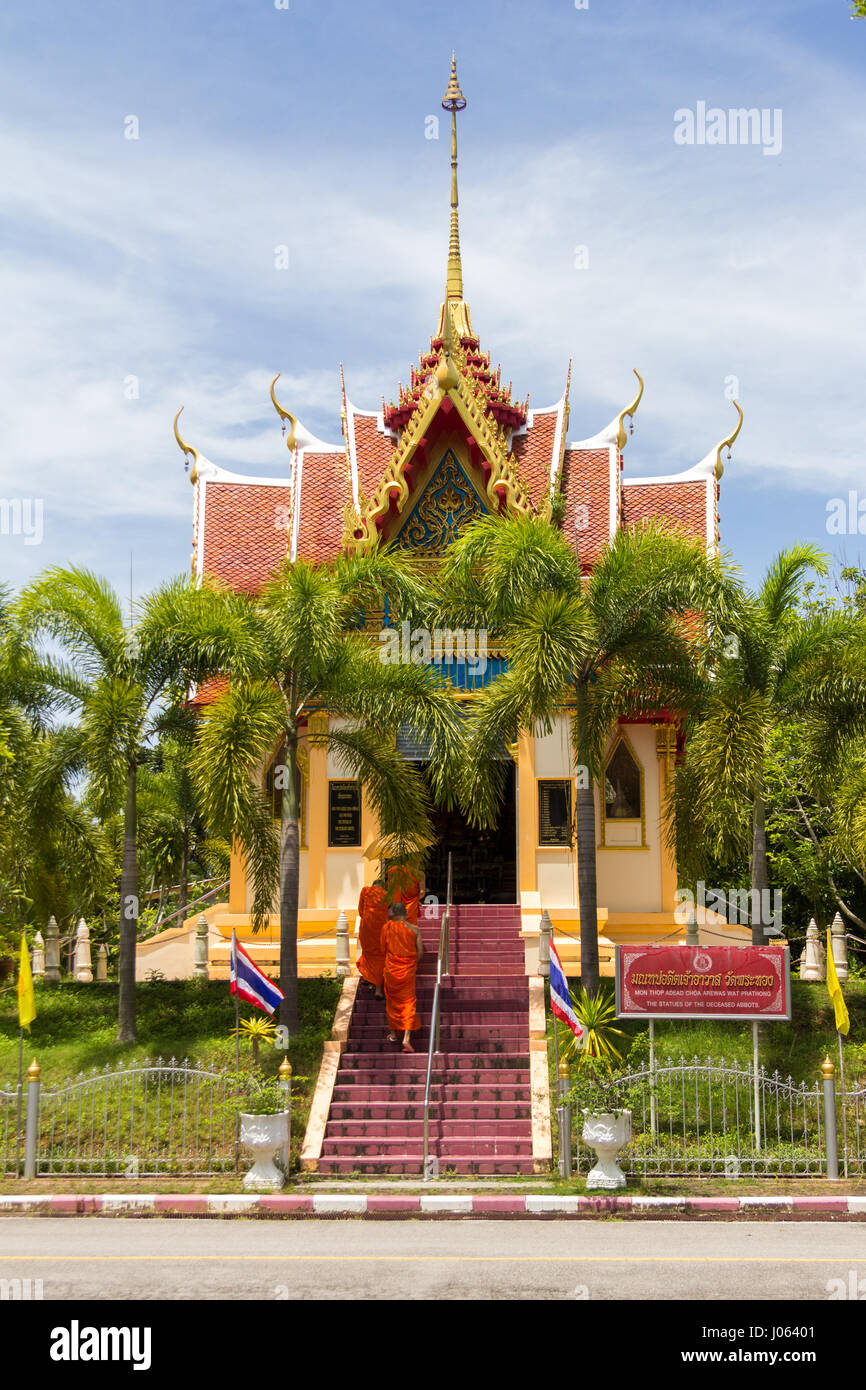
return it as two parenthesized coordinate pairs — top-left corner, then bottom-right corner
(357, 878), (388, 999)
(387, 863), (421, 925)
(382, 901), (424, 1052)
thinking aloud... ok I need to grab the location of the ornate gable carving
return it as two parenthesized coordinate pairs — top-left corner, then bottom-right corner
(391, 449), (487, 555)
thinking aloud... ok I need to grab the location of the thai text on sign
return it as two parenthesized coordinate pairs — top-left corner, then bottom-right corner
(615, 944), (791, 1020)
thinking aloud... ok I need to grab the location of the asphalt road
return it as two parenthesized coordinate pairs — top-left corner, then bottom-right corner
(1, 1218), (865, 1300)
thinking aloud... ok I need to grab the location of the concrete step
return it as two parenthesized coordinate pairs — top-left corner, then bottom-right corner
(321, 1136), (532, 1158)
(332, 1085), (531, 1105)
(336, 1069), (531, 1088)
(328, 1103), (532, 1121)
(315, 1157), (536, 1175)
(325, 1120), (531, 1139)
(339, 1051), (530, 1069)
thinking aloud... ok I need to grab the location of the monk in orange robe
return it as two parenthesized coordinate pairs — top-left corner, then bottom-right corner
(387, 864), (421, 925)
(357, 879), (388, 998)
(382, 902), (424, 1051)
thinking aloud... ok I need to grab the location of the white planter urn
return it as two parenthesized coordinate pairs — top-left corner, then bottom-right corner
(239, 1112), (290, 1191)
(582, 1110), (631, 1191)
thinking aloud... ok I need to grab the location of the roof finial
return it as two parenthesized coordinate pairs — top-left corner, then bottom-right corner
(442, 53), (466, 302)
(173, 407), (202, 484)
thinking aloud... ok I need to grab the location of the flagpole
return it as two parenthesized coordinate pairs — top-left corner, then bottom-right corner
(232, 929), (240, 1072)
(16, 1027), (23, 1179)
(839, 1028), (847, 1178)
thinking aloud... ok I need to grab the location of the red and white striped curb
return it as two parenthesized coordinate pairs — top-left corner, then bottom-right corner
(0, 1193), (863, 1217)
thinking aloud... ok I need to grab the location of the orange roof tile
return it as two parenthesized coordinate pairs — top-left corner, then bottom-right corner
(621, 479), (709, 545)
(559, 447), (614, 566)
(351, 413), (396, 502)
(511, 409), (559, 508)
(201, 481), (291, 593)
(296, 450), (352, 562)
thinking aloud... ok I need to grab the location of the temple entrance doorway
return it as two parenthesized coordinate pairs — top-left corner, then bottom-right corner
(422, 761), (517, 906)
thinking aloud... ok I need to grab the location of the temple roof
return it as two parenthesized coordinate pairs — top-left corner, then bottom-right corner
(176, 59), (741, 591)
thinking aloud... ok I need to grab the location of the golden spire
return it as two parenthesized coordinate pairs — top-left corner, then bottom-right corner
(442, 53), (466, 302)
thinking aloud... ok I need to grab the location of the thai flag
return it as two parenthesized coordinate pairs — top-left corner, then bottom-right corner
(549, 940), (584, 1043)
(230, 929), (285, 1014)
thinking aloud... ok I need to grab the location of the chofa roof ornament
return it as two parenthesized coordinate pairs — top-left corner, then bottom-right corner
(173, 406), (202, 483)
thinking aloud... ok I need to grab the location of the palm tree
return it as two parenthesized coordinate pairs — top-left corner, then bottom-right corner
(672, 546), (866, 943)
(438, 515), (735, 992)
(16, 568), (244, 1041)
(0, 586), (116, 938)
(189, 551), (464, 1032)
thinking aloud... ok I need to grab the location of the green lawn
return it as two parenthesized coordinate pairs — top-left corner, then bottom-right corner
(552, 978), (866, 1085)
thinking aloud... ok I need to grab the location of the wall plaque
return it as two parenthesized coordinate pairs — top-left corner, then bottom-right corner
(538, 779), (573, 847)
(328, 780), (361, 847)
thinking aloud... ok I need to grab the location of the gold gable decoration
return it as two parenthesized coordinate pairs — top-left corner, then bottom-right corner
(392, 449), (487, 555)
(348, 310), (532, 554)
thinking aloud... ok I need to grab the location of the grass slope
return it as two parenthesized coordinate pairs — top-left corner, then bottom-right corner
(0, 976), (342, 1167)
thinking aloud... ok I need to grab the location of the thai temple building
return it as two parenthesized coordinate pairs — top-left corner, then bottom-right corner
(136, 57), (745, 987)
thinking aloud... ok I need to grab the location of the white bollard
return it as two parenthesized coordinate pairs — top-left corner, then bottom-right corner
(799, 918), (824, 981)
(538, 909), (552, 977)
(74, 917), (93, 983)
(31, 931), (45, 979)
(95, 943), (108, 982)
(830, 912), (849, 984)
(335, 909), (350, 977)
(44, 916), (61, 984)
(194, 914), (209, 979)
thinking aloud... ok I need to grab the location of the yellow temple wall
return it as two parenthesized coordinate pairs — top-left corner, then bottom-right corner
(141, 714), (692, 980)
(595, 723), (663, 913)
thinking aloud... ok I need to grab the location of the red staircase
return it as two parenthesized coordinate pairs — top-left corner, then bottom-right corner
(317, 905), (533, 1175)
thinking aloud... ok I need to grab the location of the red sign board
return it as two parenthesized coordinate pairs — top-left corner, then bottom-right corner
(615, 944), (791, 1021)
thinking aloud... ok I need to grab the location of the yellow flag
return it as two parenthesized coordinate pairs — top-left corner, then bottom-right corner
(827, 929), (850, 1037)
(17, 932), (35, 1033)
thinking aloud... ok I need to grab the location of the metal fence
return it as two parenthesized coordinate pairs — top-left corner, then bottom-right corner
(1, 1085), (22, 1177)
(841, 1085), (866, 1178)
(4, 1060), (250, 1178)
(572, 1056), (827, 1178)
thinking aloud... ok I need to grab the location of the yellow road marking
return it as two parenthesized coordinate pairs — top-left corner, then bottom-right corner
(0, 1254), (865, 1264)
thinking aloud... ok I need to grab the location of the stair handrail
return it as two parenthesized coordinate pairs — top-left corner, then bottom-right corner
(422, 852), (452, 1180)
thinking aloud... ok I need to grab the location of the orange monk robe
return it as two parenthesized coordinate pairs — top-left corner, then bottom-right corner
(387, 865), (420, 925)
(357, 885), (388, 988)
(382, 919), (421, 1033)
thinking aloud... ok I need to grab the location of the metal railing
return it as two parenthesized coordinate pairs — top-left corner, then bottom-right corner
(423, 852), (452, 1181)
(0, 1085), (22, 1176)
(20, 1060), (249, 1177)
(571, 1056), (827, 1178)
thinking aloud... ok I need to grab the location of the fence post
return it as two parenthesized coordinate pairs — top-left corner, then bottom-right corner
(752, 1021), (762, 1156)
(830, 913), (849, 983)
(335, 910), (350, 977)
(95, 944), (108, 983)
(279, 1056), (292, 1175)
(822, 1056), (839, 1181)
(557, 1057), (572, 1180)
(44, 916), (60, 985)
(194, 916), (209, 979)
(23, 1059), (41, 1180)
(649, 1019), (657, 1142)
(31, 932), (45, 979)
(74, 918), (93, 983)
(539, 909), (552, 976)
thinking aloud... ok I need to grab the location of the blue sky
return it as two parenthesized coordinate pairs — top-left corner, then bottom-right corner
(1, 0), (864, 604)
